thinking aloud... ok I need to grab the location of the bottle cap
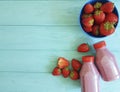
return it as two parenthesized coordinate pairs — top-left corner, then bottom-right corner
(82, 56), (94, 62)
(93, 41), (106, 49)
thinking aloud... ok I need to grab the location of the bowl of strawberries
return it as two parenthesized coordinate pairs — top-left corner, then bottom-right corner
(79, 0), (119, 38)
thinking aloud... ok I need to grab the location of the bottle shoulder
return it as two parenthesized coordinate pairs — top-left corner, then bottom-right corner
(80, 63), (99, 76)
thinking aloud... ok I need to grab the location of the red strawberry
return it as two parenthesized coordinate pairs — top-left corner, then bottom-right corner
(70, 70), (79, 80)
(62, 67), (70, 78)
(84, 4), (94, 14)
(94, 10), (105, 24)
(57, 57), (69, 69)
(82, 16), (94, 27)
(94, 2), (102, 9)
(92, 25), (100, 36)
(83, 26), (92, 32)
(105, 13), (118, 24)
(81, 14), (93, 19)
(77, 43), (90, 52)
(100, 22), (115, 36)
(72, 59), (82, 71)
(52, 67), (61, 76)
(100, 2), (114, 13)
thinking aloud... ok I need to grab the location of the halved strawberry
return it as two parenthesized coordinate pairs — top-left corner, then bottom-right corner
(94, 10), (105, 24)
(100, 22), (115, 36)
(77, 43), (90, 52)
(82, 16), (94, 27)
(100, 2), (114, 13)
(52, 67), (61, 76)
(84, 4), (94, 14)
(62, 67), (70, 78)
(57, 57), (69, 69)
(72, 59), (82, 71)
(105, 13), (118, 24)
(70, 70), (79, 80)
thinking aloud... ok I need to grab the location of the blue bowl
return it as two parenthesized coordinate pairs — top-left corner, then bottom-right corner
(79, 0), (119, 38)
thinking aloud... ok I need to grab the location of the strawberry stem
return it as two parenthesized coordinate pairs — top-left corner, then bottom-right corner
(104, 22), (114, 30)
(94, 2), (102, 9)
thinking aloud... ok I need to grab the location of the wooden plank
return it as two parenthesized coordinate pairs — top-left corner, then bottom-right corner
(0, 26), (93, 50)
(0, 26), (120, 50)
(0, 50), (92, 72)
(0, 1), (85, 25)
(0, 50), (120, 72)
(0, 72), (120, 92)
(0, 0), (119, 25)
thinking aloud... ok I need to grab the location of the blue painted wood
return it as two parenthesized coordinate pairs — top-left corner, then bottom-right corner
(0, 0), (120, 92)
(0, 1), (85, 25)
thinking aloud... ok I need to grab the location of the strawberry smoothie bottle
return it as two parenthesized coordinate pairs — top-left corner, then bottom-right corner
(80, 56), (100, 92)
(94, 41), (120, 81)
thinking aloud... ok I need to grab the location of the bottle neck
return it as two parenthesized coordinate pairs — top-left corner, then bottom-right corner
(83, 61), (94, 64)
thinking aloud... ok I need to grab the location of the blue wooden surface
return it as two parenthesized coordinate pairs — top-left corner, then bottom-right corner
(0, 0), (120, 92)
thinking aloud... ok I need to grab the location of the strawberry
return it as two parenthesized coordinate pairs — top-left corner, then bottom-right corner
(100, 22), (115, 36)
(84, 4), (94, 14)
(94, 10), (105, 24)
(82, 16), (94, 27)
(62, 67), (70, 78)
(71, 59), (82, 71)
(100, 2), (114, 13)
(83, 26), (92, 32)
(52, 67), (61, 76)
(77, 43), (89, 52)
(57, 57), (69, 69)
(94, 2), (102, 9)
(81, 14), (92, 19)
(70, 70), (79, 80)
(92, 25), (100, 36)
(105, 13), (118, 24)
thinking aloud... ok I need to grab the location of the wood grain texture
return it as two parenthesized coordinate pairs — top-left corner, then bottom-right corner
(0, 72), (81, 92)
(0, 0), (118, 25)
(0, 50), (93, 72)
(0, 26), (120, 51)
(0, 1), (85, 25)
(0, 72), (120, 92)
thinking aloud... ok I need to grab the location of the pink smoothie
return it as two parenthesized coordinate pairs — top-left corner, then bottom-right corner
(80, 56), (100, 92)
(94, 41), (120, 81)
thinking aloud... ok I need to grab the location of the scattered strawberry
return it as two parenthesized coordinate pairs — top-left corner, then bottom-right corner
(100, 22), (115, 36)
(105, 13), (118, 24)
(62, 67), (70, 78)
(83, 26), (92, 32)
(70, 70), (79, 80)
(92, 25), (100, 36)
(82, 16), (94, 27)
(84, 4), (94, 14)
(57, 57), (69, 69)
(52, 67), (61, 76)
(94, 10), (105, 24)
(100, 2), (114, 13)
(77, 43), (89, 52)
(72, 59), (82, 71)
(94, 2), (102, 9)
